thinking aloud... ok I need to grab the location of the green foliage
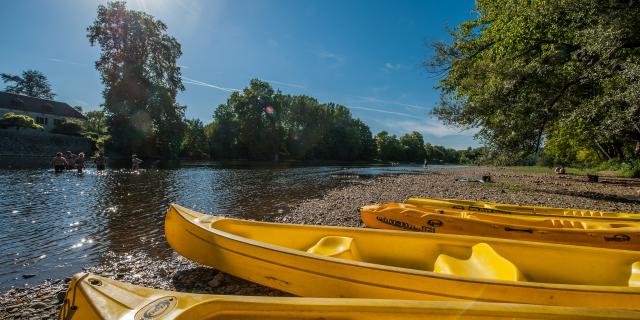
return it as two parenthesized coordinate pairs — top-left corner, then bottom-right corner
(82, 110), (110, 150)
(51, 118), (84, 136)
(424, 143), (460, 164)
(88, 1), (185, 160)
(429, 0), (640, 164)
(181, 119), (209, 159)
(1, 70), (55, 99)
(458, 146), (489, 165)
(0, 112), (44, 130)
(208, 79), (377, 161)
(400, 131), (426, 162)
(375, 131), (404, 161)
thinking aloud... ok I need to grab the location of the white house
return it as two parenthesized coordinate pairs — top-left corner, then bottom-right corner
(0, 91), (86, 131)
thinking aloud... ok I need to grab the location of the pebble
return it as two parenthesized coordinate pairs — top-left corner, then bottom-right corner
(208, 273), (225, 288)
(56, 290), (67, 304)
(31, 302), (47, 309)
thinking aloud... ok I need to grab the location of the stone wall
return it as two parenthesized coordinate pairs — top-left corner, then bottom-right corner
(0, 128), (91, 168)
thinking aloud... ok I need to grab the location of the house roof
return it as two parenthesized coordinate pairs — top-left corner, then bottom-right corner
(0, 91), (86, 120)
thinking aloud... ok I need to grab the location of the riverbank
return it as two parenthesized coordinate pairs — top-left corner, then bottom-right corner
(2, 166), (640, 319)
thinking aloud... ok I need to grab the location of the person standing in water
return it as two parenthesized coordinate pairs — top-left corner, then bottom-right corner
(65, 151), (77, 170)
(51, 152), (68, 173)
(76, 153), (86, 174)
(94, 153), (106, 173)
(131, 154), (142, 171)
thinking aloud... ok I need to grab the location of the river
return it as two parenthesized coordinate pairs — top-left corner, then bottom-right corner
(0, 162), (453, 290)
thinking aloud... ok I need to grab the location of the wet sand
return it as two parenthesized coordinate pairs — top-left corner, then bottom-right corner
(2, 166), (640, 319)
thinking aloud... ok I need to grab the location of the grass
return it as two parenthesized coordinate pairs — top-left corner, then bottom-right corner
(509, 165), (637, 177)
(509, 166), (593, 176)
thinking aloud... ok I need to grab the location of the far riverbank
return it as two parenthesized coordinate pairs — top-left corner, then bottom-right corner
(2, 166), (640, 319)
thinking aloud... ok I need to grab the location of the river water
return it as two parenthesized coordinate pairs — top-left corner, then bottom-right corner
(0, 163), (446, 290)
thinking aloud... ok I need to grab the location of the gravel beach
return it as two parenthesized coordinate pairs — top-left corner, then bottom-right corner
(2, 166), (640, 319)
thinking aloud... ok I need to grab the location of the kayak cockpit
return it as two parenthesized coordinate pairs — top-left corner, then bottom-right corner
(207, 218), (640, 287)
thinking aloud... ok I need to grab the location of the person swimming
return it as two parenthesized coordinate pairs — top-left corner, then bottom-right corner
(51, 152), (68, 173)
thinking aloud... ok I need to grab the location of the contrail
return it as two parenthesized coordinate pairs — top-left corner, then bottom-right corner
(182, 76), (239, 93)
(348, 106), (425, 120)
(264, 79), (306, 89)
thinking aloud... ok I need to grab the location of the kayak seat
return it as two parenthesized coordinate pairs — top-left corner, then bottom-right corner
(434, 243), (526, 282)
(630, 261), (640, 287)
(306, 236), (362, 261)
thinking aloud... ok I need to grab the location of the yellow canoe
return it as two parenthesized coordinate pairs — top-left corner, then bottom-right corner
(165, 204), (640, 310)
(59, 273), (640, 320)
(406, 198), (640, 221)
(360, 203), (640, 250)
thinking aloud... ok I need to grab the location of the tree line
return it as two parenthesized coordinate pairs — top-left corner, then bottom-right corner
(180, 79), (478, 163)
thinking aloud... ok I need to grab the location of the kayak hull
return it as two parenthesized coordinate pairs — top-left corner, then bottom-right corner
(165, 204), (640, 310)
(59, 273), (640, 319)
(360, 203), (640, 250)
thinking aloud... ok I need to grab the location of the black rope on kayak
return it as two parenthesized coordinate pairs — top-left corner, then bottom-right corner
(60, 273), (90, 320)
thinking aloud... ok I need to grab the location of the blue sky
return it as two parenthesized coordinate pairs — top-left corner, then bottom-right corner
(0, 0), (479, 149)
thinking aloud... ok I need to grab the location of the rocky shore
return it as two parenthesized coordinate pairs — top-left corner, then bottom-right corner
(2, 166), (640, 319)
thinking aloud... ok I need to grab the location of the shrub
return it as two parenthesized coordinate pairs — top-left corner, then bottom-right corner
(0, 112), (44, 130)
(51, 118), (84, 136)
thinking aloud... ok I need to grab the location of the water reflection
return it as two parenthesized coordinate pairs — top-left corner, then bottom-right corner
(0, 164), (455, 289)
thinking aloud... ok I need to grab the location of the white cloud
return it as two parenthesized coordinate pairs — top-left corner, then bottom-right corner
(381, 118), (479, 138)
(182, 76), (239, 93)
(383, 62), (408, 71)
(317, 50), (345, 66)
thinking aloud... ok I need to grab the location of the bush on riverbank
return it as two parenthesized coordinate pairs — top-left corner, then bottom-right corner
(0, 112), (43, 130)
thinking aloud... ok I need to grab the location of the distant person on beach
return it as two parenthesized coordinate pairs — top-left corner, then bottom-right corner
(423, 158), (428, 168)
(66, 151), (77, 170)
(76, 153), (85, 174)
(51, 152), (68, 173)
(94, 153), (106, 172)
(131, 154), (142, 171)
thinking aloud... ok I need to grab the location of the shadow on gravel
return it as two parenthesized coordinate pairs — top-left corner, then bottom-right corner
(536, 188), (640, 204)
(171, 267), (290, 296)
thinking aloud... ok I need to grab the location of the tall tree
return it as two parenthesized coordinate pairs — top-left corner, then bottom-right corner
(400, 131), (426, 162)
(87, 1), (185, 160)
(1, 70), (55, 99)
(375, 131), (404, 161)
(181, 119), (209, 159)
(428, 0), (640, 163)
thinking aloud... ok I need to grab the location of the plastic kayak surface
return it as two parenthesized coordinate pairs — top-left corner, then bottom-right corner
(58, 273), (640, 320)
(405, 198), (640, 221)
(165, 204), (640, 310)
(360, 203), (640, 250)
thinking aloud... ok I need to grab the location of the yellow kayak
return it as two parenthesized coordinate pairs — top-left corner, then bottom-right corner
(360, 203), (640, 250)
(59, 273), (640, 320)
(165, 204), (640, 310)
(406, 198), (640, 221)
